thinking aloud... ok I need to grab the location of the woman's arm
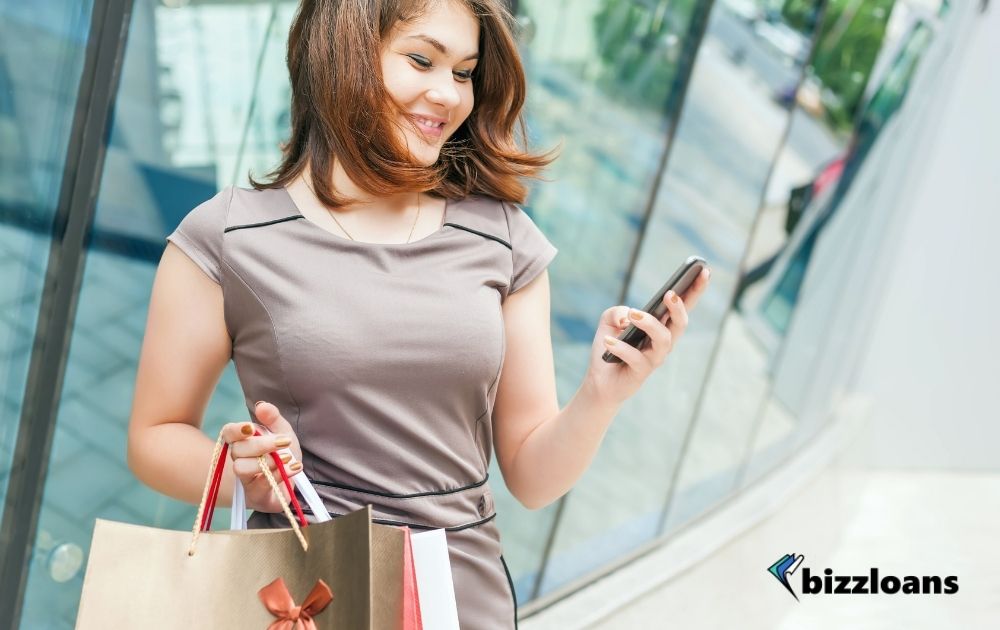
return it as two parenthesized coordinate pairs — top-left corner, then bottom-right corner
(493, 267), (710, 510)
(493, 270), (620, 510)
(126, 242), (237, 505)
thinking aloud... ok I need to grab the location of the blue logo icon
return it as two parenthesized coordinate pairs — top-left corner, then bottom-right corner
(768, 553), (805, 601)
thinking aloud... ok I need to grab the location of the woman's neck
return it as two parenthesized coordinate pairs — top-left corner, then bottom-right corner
(302, 159), (414, 218)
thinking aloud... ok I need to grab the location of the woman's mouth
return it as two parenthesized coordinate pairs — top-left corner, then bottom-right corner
(408, 114), (445, 139)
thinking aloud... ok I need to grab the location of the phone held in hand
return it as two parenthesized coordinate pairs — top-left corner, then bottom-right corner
(602, 255), (708, 364)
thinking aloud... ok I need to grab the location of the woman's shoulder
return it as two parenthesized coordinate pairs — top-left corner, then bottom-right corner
(447, 193), (557, 297)
(173, 184), (289, 232)
(227, 184), (298, 228)
(447, 193), (523, 240)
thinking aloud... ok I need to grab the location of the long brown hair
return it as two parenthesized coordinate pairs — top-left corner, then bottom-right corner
(248, 0), (556, 208)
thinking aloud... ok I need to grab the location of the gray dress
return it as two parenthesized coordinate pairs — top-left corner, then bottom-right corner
(166, 185), (558, 629)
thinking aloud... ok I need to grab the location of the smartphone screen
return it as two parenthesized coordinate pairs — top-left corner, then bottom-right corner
(602, 255), (708, 363)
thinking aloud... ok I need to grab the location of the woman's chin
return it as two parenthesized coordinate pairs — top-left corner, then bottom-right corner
(411, 150), (441, 167)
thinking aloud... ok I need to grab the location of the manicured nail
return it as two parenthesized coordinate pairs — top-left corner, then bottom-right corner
(240, 423), (253, 436)
(669, 291), (679, 304)
(280, 453), (292, 464)
(254, 401), (265, 409)
(274, 436), (292, 448)
(603, 335), (616, 345)
(629, 308), (643, 321)
(289, 462), (303, 472)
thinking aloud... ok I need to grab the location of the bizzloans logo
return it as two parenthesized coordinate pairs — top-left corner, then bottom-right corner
(768, 554), (959, 600)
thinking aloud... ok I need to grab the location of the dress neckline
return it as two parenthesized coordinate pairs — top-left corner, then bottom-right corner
(280, 186), (451, 248)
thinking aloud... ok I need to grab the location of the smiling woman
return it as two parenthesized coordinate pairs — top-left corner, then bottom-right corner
(248, 0), (555, 209)
(132, 2), (564, 630)
(130, 1), (709, 629)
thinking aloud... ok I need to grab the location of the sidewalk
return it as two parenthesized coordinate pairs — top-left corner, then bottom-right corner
(772, 469), (1000, 630)
(592, 469), (1000, 629)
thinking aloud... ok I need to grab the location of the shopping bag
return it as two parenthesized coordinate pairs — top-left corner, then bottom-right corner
(411, 529), (461, 630)
(232, 456), (447, 630)
(75, 429), (422, 629)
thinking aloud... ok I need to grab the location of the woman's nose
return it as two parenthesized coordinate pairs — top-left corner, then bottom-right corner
(425, 80), (461, 108)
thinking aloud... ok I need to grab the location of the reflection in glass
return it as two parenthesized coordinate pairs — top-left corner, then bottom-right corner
(512, 0), (701, 598)
(0, 1), (96, 516)
(655, 0), (826, 534)
(738, 4), (943, 487)
(17, 2), (292, 626)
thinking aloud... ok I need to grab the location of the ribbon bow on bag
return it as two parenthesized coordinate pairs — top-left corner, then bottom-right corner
(258, 577), (333, 630)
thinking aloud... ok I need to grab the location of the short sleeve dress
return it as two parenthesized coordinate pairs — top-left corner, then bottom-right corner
(165, 184), (558, 629)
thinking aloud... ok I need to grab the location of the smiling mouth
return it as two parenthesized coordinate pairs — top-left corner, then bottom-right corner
(407, 114), (446, 138)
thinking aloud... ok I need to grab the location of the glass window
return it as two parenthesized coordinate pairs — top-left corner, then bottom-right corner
(501, 0), (704, 600)
(0, 0), (96, 517)
(652, 0), (835, 531)
(16, 2), (295, 625)
(740, 13), (942, 486)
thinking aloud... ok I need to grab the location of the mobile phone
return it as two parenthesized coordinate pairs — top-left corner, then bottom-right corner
(602, 255), (708, 363)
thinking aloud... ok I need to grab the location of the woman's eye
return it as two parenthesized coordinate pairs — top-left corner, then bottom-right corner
(406, 53), (473, 82)
(407, 54), (431, 68)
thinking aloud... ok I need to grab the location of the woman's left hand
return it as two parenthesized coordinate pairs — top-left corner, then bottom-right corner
(583, 267), (711, 409)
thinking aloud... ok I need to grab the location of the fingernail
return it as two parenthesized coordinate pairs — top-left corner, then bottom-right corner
(275, 436), (292, 448)
(629, 308), (643, 321)
(670, 291), (680, 304)
(254, 401), (265, 409)
(240, 423), (253, 436)
(289, 462), (303, 472)
(619, 317), (629, 328)
(603, 335), (616, 345)
(280, 453), (292, 464)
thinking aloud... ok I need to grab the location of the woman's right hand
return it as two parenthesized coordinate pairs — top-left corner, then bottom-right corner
(221, 401), (303, 513)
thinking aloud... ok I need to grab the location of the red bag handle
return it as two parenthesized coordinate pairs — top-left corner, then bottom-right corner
(189, 429), (308, 556)
(200, 429), (307, 531)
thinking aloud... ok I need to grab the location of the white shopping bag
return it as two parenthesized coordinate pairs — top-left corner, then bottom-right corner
(410, 529), (461, 630)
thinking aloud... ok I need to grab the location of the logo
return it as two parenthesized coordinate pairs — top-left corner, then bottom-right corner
(768, 553), (804, 601)
(767, 554), (959, 599)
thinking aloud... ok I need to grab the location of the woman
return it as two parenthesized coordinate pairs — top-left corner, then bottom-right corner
(127, 1), (710, 628)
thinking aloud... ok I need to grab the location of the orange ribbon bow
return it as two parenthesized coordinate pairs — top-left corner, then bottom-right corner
(258, 577), (333, 630)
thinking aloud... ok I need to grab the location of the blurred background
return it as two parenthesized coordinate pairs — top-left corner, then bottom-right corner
(1, 0), (997, 627)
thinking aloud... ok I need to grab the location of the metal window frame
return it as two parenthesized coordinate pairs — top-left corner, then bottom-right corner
(526, 0), (718, 607)
(0, 1), (134, 626)
(659, 0), (833, 532)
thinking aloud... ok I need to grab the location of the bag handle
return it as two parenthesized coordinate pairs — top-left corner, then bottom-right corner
(202, 428), (308, 531)
(188, 430), (308, 556)
(231, 465), (332, 530)
(230, 426), (332, 531)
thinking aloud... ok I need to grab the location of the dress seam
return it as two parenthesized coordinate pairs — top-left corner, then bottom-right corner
(225, 214), (303, 232)
(444, 222), (512, 249)
(309, 473), (489, 498)
(221, 185), (235, 349)
(299, 508), (498, 532)
(500, 554), (519, 628)
(500, 200), (515, 299)
(222, 259), (303, 449)
(476, 292), (506, 472)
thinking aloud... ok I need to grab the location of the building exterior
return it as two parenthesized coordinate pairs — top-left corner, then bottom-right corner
(2, 0), (993, 627)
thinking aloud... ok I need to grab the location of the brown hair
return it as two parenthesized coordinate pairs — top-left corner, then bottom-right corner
(248, 0), (556, 208)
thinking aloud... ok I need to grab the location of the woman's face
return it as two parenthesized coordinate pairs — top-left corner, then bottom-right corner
(380, 1), (480, 167)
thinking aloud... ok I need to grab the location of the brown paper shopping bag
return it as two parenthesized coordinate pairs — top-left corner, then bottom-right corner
(75, 430), (419, 629)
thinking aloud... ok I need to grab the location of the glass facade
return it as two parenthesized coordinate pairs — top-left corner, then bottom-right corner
(0, 0), (964, 626)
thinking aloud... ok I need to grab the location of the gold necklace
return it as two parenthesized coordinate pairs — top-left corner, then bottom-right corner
(302, 177), (421, 243)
